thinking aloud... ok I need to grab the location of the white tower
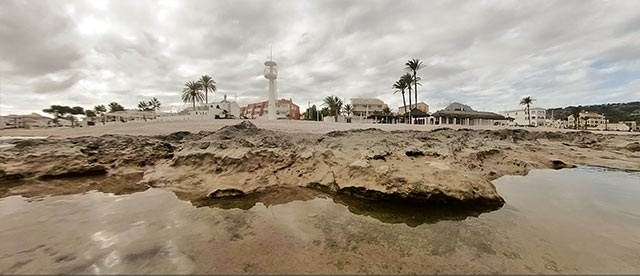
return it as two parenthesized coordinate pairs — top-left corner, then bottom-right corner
(264, 49), (278, 120)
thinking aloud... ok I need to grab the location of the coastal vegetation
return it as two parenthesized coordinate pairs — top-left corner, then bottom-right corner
(42, 105), (85, 127)
(323, 96), (343, 122)
(520, 96), (536, 126)
(198, 75), (217, 104)
(387, 58), (424, 124)
(401, 73), (415, 123)
(343, 104), (353, 117)
(138, 97), (162, 111)
(182, 80), (205, 110)
(393, 79), (408, 119)
(405, 58), (424, 106)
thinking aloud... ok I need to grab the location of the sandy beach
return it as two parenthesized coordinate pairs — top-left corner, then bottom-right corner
(1, 118), (637, 138)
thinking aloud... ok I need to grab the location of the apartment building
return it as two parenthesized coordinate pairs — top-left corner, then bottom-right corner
(351, 98), (388, 118)
(502, 107), (547, 126)
(568, 111), (607, 129)
(240, 98), (300, 120)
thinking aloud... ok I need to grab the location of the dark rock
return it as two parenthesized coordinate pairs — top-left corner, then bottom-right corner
(39, 164), (108, 179)
(551, 160), (576, 170)
(625, 142), (640, 152)
(405, 149), (425, 157)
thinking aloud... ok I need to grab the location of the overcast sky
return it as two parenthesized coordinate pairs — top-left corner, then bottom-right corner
(1, 0), (639, 115)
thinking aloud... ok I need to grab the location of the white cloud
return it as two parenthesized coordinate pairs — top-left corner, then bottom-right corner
(0, 0), (639, 115)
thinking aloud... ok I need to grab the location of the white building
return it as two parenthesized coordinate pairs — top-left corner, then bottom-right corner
(157, 96), (241, 122)
(502, 107), (547, 126)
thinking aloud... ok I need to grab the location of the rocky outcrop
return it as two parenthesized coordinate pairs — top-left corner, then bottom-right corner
(1, 122), (639, 208)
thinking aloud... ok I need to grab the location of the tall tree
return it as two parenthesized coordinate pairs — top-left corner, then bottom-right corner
(520, 96), (536, 126)
(393, 79), (408, 122)
(182, 80), (204, 110)
(108, 102), (125, 113)
(198, 75), (217, 104)
(43, 105), (68, 127)
(405, 58), (424, 105)
(570, 107), (582, 130)
(401, 73), (414, 124)
(149, 97), (161, 111)
(323, 95), (343, 122)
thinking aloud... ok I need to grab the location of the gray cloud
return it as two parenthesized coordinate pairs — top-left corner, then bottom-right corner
(1, 0), (639, 115)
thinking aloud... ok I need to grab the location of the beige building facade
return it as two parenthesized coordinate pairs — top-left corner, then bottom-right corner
(568, 112), (607, 129)
(351, 98), (388, 118)
(397, 102), (429, 115)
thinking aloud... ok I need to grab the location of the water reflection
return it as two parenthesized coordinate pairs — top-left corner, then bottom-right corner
(192, 186), (501, 227)
(1, 167), (640, 274)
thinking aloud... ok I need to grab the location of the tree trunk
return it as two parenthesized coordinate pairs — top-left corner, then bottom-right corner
(407, 86), (412, 124)
(414, 71), (418, 106)
(205, 87), (208, 104)
(193, 98), (196, 110)
(527, 104), (531, 126)
(401, 90), (407, 124)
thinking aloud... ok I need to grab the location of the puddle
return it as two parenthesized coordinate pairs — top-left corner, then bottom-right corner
(0, 167), (639, 274)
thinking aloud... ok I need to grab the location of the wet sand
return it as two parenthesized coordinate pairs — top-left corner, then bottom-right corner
(0, 167), (639, 274)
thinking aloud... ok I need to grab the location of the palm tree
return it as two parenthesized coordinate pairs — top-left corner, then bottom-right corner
(520, 96), (536, 126)
(570, 107), (582, 130)
(405, 58), (424, 105)
(198, 75), (217, 104)
(393, 79), (408, 121)
(138, 101), (150, 111)
(323, 95), (343, 122)
(401, 73), (414, 124)
(343, 104), (353, 117)
(149, 97), (161, 111)
(182, 81), (204, 110)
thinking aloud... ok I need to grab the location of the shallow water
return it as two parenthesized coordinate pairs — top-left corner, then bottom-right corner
(0, 167), (639, 274)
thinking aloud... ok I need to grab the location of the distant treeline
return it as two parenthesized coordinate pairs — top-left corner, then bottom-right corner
(547, 101), (640, 123)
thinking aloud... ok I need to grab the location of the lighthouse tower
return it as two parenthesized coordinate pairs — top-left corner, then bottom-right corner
(264, 51), (278, 120)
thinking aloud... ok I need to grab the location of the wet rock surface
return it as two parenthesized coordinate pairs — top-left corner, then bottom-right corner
(1, 121), (639, 208)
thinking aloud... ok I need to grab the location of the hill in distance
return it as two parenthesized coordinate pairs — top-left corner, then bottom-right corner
(547, 101), (640, 123)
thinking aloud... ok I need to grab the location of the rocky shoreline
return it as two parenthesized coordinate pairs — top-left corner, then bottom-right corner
(1, 121), (639, 209)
